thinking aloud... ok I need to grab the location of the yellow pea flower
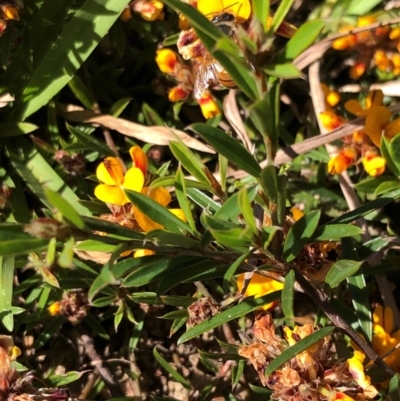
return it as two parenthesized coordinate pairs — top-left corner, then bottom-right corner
(197, 0), (251, 24)
(94, 157), (145, 206)
(237, 273), (283, 310)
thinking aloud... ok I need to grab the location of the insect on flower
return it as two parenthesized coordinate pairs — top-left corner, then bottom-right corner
(193, 12), (240, 98)
(190, 0), (251, 99)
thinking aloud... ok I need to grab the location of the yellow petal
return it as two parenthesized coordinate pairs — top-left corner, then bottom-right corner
(143, 186), (171, 206)
(344, 99), (363, 116)
(197, 0), (250, 23)
(94, 184), (127, 206)
(366, 89), (384, 109)
(133, 206), (163, 232)
(96, 157), (124, 185)
(169, 208), (187, 222)
(364, 107), (391, 147)
(155, 48), (177, 74)
(385, 119), (400, 141)
(134, 249), (156, 258)
(363, 155), (386, 177)
(122, 167), (145, 193)
(237, 273), (283, 310)
(3, 6), (19, 20)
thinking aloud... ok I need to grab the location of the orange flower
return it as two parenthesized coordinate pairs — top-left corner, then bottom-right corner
(362, 152), (386, 177)
(236, 273), (283, 310)
(320, 83), (340, 108)
(94, 157), (145, 206)
(168, 86), (190, 102)
(349, 61), (367, 80)
(390, 27), (400, 40)
(347, 351), (378, 398)
(129, 146), (148, 177)
(198, 92), (221, 119)
(132, 0), (164, 21)
(374, 50), (393, 72)
(345, 89), (383, 117)
(48, 301), (63, 316)
(327, 147), (357, 175)
(332, 34), (357, 50)
(319, 111), (346, 131)
(155, 49), (178, 74)
(371, 305), (400, 373)
(364, 106), (400, 147)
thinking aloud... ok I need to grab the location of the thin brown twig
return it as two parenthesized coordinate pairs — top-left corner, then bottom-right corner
(79, 333), (124, 398)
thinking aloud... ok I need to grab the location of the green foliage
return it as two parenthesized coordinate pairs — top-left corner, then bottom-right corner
(0, 0), (399, 399)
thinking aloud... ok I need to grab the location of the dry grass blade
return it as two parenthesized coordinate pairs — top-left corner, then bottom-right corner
(224, 90), (252, 151)
(58, 103), (215, 154)
(229, 103), (400, 179)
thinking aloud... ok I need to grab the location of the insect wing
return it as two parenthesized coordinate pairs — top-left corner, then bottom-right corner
(193, 53), (220, 99)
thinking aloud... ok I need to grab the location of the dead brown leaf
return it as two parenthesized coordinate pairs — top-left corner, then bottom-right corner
(58, 103), (215, 154)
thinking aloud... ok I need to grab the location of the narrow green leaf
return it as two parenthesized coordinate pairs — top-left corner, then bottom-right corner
(265, 63), (302, 79)
(381, 136), (400, 177)
(0, 256), (14, 331)
(283, 210), (321, 262)
(122, 257), (172, 287)
(170, 317), (188, 337)
(169, 141), (209, 185)
(153, 347), (192, 389)
(329, 188), (400, 224)
(88, 262), (116, 302)
(270, 0), (295, 34)
(342, 237), (372, 341)
(58, 237), (76, 268)
(83, 217), (144, 240)
(281, 270), (294, 319)
(251, 0), (269, 31)
(237, 188), (257, 233)
(0, 239), (49, 257)
(191, 124), (261, 178)
(215, 186), (258, 221)
(178, 291), (281, 343)
(33, 316), (66, 350)
(145, 230), (200, 249)
(312, 224), (363, 241)
(264, 326), (334, 376)
(14, 0), (131, 120)
(0, 123), (38, 137)
(46, 371), (87, 387)
(186, 188), (221, 213)
(175, 166), (196, 232)
(210, 227), (253, 248)
(45, 189), (86, 230)
(125, 189), (192, 234)
(66, 124), (115, 157)
(5, 137), (90, 215)
(283, 20), (325, 60)
(346, 0), (383, 15)
(68, 74), (97, 110)
(389, 134), (400, 164)
(260, 166), (286, 226)
(157, 260), (223, 295)
(223, 252), (250, 292)
(325, 260), (362, 288)
(389, 374), (400, 401)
